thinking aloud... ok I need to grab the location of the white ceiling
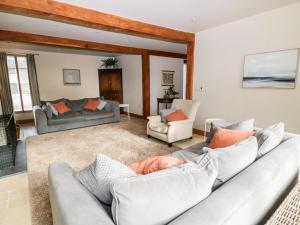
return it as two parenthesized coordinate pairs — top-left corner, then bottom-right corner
(58, 0), (300, 32)
(0, 0), (299, 54)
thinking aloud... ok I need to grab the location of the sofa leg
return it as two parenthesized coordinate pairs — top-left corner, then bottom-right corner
(168, 143), (172, 147)
(190, 136), (193, 139)
(147, 135), (151, 138)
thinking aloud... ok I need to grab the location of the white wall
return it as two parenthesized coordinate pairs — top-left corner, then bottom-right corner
(117, 55), (143, 115)
(193, 2), (300, 133)
(150, 56), (184, 115)
(36, 52), (107, 100)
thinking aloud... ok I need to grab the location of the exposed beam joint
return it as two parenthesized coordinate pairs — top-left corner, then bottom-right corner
(0, 0), (194, 43)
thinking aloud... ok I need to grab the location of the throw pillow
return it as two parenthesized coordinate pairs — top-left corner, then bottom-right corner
(97, 99), (107, 111)
(203, 136), (258, 187)
(129, 156), (186, 175)
(207, 118), (255, 143)
(53, 101), (71, 115)
(46, 102), (58, 116)
(159, 108), (176, 123)
(42, 104), (53, 119)
(209, 127), (255, 149)
(256, 122), (285, 158)
(75, 154), (136, 205)
(166, 109), (188, 122)
(84, 99), (100, 111)
(110, 153), (218, 225)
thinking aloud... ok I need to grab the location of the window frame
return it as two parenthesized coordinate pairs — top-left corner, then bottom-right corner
(7, 54), (32, 113)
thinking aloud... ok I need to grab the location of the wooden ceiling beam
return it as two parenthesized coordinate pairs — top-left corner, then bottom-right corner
(0, 0), (194, 44)
(0, 30), (187, 58)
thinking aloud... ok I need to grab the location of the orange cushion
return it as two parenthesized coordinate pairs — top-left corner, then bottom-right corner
(166, 109), (188, 122)
(53, 101), (71, 115)
(208, 127), (256, 149)
(129, 156), (185, 175)
(84, 99), (100, 111)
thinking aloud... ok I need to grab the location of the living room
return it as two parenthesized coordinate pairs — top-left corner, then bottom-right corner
(0, 1), (300, 225)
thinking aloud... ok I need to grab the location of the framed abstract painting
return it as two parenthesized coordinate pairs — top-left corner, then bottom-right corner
(242, 49), (299, 89)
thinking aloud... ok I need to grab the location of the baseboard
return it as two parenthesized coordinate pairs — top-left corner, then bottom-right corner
(16, 119), (34, 125)
(122, 111), (145, 120)
(193, 128), (205, 136)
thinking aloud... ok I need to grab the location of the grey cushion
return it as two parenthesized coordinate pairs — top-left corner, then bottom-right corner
(256, 122), (285, 158)
(207, 118), (255, 143)
(75, 154), (136, 205)
(159, 108), (176, 123)
(110, 153), (218, 225)
(42, 104), (53, 119)
(41, 98), (65, 106)
(65, 99), (87, 112)
(203, 136), (258, 187)
(97, 100), (107, 111)
(48, 112), (85, 125)
(81, 110), (114, 120)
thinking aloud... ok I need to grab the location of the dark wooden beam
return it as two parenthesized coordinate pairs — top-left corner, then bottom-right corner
(142, 53), (150, 118)
(0, 30), (187, 58)
(186, 41), (195, 99)
(0, 0), (194, 43)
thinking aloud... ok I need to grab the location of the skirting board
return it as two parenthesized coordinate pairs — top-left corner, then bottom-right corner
(122, 111), (145, 119)
(193, 128), (205, 136)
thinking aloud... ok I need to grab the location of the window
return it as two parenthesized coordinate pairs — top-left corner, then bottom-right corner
(7, 55), (32, 112)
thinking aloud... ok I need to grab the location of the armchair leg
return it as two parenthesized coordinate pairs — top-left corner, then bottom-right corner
(168, 143), (172, 147)
(147, 135), (151, 138)
(190, 136), (193, 139)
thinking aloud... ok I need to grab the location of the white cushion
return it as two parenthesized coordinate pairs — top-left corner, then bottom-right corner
(149, 122), (169, 134)
(256, 122), (285, 158)
(97, 100), (107, 111)
(203, 136), (258, 187)
(110, 153), (218, 225)
(75, 154), (136, 205)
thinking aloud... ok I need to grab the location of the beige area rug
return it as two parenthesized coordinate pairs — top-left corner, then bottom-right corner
(26, 119), (180, 225)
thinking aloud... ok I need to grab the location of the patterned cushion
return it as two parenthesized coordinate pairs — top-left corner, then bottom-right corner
(42, 104), (53, 119)
(46, 102), (58, 116)
(97, 100), (107, 111)
(149, 123), (169, 134)
(75, 154), (136, 205)
(256, 122), (284, 158)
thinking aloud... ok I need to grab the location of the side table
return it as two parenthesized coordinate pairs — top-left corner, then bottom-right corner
(119, 104), (130, 120)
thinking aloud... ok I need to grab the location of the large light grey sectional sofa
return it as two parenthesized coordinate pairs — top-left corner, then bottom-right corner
(48, 132), (300, 225)
(33, 98), (120, 134)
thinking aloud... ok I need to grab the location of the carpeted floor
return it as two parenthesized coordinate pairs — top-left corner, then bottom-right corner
(26, 119), (180, 225)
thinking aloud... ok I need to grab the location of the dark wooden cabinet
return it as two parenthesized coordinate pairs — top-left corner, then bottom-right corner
(98, 69), (123, 103)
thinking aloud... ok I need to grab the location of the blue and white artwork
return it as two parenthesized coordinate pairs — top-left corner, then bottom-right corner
(243, 49), (299, 89)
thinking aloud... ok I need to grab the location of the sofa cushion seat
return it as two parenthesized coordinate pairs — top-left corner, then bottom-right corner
(81, 110), (114, 120)
(47, 112), (85, 125)
(149, 122), (169, 134)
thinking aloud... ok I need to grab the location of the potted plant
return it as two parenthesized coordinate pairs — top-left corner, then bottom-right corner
(101, 58), (118, 69)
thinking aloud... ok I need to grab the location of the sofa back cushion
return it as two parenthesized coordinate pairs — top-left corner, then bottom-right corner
(111, 153), (218, 225)
(204, 136), (258, 187)
(65, 99), (87, 112)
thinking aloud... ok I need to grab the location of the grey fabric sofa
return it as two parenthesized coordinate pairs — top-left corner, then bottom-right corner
(48, 133), (300, 225)
(33, 98), (120, 134)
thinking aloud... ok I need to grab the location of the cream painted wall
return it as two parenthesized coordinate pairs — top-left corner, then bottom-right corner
(150, 56), (184, 115)
(117, 55), (143, 115)
(36, 52), (107, 100)
(193, 3), (300, 133)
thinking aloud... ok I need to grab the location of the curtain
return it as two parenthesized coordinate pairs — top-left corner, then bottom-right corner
(27, 54), (40, 106)
(0, 52), (13, 115)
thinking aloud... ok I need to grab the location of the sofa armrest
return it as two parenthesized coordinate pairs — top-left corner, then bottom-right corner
(147, 115), (161, 123)
(49, 162), (115, 225)
(105, 100), (120, 120)
(168, 119), (194, 126)
(33, 105), (48, 134)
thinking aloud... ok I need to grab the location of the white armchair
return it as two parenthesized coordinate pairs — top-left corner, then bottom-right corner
(147, 99), (200, 146)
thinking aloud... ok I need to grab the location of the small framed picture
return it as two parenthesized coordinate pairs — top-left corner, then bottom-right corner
(63, 69), (81, 85)
(161, 70), (175, 86)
